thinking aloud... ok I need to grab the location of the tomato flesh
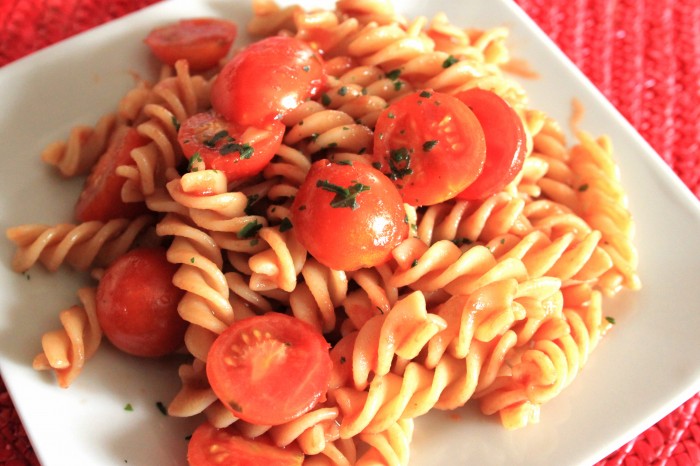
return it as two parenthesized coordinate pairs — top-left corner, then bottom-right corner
(145, 18), (237, 72)
(372, 90), (486, 206)
(291, 160), (408, 271)
(178, 110), (284, 181)
(96, 247), (186, 357)
(75, 126), (149, 222)
(206, 313), (332, 426)
(210, 35), (326, 126)
(455, 88), (527, 200)
(188, 422), (303, 466)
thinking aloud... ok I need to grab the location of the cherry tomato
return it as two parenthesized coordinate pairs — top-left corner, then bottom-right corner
(188, 421), (303, 466)
(178, 110), (284, 181)
(372, 90), (486, 206)
(75, 126), (149, 222)
(144, 18), (237, 72)
(210, 36), (326, 126)
(206, 313), (332, 426)
(96, 247), (186, 357)
(455, 88), (527, 200)
(291, 159), (408, 271)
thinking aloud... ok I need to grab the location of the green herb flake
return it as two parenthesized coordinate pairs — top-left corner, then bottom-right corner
(386, 69), (401, 80)
(171, 116), (180, 131)
(340, 356), (347, 364)
(237, 220), (263, 239)
(442, 55), (458, 68)
(316, 179), (371, 209)
(338, 86), (348, 96)
(190, 257), (195, 264)
(298, 204), (307, 211)
(605, 316), (616, 325)
(219, 142), (254, 159)
(371, 161), (382, 170)
(422, 140), (438, 151)
(302, 65), (310, 72)
(187, 152), (203, 172)
(387, 147), (413, 180)
(250, 238), (259, 246)
(387, 112), (396, 119)
(321, 93), (332, 106)
(311, 133), (320, 142)
(279, 217), (293, 232)
(578, 184), (589, 192)
(204, 129), (231, 148)
(411, 259), (419, 267)
(393, 80), (404, 91)
(336, 159), (353, 166)
(419, 90), (432, 98)
(361, 87), (368, 95)
(358, 147), (367, 155)
(156, 401), (168, 416)
(124, 403), (134, 412)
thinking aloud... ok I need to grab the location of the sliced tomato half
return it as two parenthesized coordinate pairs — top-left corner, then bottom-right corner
(206, 313), (332, 426)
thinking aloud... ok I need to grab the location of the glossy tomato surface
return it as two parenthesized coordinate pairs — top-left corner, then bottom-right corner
(206, 313), (332, 426)
(75, 126), (149, 222)
(178, 110), (284, 181)
(188, 422), (303, 466)
(455, 88), (527, 200)
(291, 159), (408, 271)
(372, 90), (486, 206)
(145, 18), (237, 71)
(96, 247), (186, 357)
(210, 36), (326, 126)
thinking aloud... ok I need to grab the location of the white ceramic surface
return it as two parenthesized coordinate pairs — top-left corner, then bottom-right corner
(1, 0), (699, 465)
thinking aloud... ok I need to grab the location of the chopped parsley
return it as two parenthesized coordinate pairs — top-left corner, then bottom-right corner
(442, 55), (458, 68)
(237, 220), (263, 239)
(171, 116), (180, 131)
(321, 93), (332, 106)
(156, 401), (168, 416)
(279, 217), (293, 232)
(422, 140), (438, 151)
(219, 141), (254, 159)
(316, 179), (371, 209)
(187, 152), (203, 172)
(605, 316), (616, 325)
(124, 403), (134, 412)
(578, 183), (589, 192)
(387, 147), (413, 180)
(419, 90), (432, 98)
(386, 69), (402, 80)
(338, 86), (348, 96)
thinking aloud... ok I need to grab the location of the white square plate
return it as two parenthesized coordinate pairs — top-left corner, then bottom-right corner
(1, 0), (699, 465)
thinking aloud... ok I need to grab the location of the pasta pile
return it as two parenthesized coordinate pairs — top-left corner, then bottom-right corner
(6, 0), (640, 464)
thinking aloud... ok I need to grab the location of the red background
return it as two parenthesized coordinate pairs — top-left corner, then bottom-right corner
(1, 0), (699, 464)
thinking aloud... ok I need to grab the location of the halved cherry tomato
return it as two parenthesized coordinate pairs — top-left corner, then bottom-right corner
(178, 110), (284, 181)
(455, 88), (526, 200)
(210, 36), (326, 126)
(96, 247), (186, 357)
(206, 313), (332, 426)
(75, 126), (148, 222)
(372, 90), (486, 206)
(144, 18), (237, 72)
(188, 421), (303, 466)
(291, 159), (408, 271)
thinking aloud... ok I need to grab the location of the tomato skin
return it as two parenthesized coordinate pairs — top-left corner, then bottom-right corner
(75, 126), (149, 222)
(178, 110), (284, 181)
(372, 90), (486, 206)
(145, 18), (237, 72)
(455, 88), (527, 200)
(291, 160), (408, 271)
(210, 36), (326, 126)
(96, 247), (186, 358)
(188, 422), (303, 466)
(206, 313), (332, 426)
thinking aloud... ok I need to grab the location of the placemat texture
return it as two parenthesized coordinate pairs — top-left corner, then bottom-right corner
(1, 0), (699, 465)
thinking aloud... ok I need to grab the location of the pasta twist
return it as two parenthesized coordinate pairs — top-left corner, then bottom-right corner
(40, 114), (120, 177)
(32, 287), (100, 388)
(6, 215), (153, 273)
(118, 60), (211, 200)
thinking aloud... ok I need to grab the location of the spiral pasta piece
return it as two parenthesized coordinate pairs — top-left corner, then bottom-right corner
(6, 215), (154, 273)
(32, 288), (100, 388)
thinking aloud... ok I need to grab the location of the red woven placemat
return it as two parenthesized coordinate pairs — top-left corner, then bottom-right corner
(1, 0), (699, 465)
